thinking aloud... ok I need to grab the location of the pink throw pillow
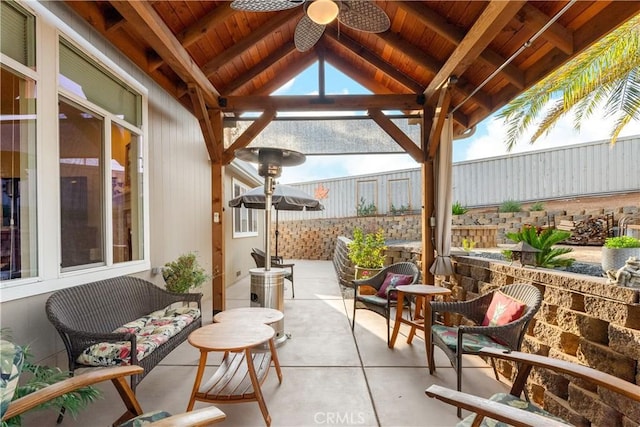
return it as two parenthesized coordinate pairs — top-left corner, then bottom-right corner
(376, 273), (414, 300)
(482, 291), (526, 327)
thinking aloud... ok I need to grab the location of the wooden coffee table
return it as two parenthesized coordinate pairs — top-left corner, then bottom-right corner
(388, 284), (452, 369)
(213, 307), (284, 326)
(187, 321), (283, 426)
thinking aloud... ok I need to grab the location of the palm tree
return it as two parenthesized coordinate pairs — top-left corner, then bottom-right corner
(499, 14), (640, 151)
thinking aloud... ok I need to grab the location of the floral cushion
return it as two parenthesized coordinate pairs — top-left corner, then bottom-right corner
(118, 410), (172, 427)
(376, 273), (414, 300)
(457, 393), (569, 427)
(76, 307), (200, 367)
(1, 340), (24, 419)
(431, 325), (510, 353)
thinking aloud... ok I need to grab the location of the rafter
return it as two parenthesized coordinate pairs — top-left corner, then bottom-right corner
(423, 0), (527, 103)
(396, 1), (525, 89)
(324, 28), (424, 93)
(202, 8), (301, 77)
(252, 52), (318, 96)
(519, 4), (573, 56)
(150, 3), (236, 71)
(374, 31), (493, 112)
(223, 42), (297, 95)
(110, 1), (222, 108)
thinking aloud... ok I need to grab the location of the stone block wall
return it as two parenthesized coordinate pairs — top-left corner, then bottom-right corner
(450, 255), (640, 425)
(451, 225), (497, 248)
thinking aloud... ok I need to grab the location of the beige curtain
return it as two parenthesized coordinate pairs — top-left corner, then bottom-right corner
(429, 116), (454, 276)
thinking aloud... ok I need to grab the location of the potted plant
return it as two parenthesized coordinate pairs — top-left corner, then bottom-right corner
(162, 252), (209, 293)
(602, 236), (640, 273)
(347, 227), (387, 280)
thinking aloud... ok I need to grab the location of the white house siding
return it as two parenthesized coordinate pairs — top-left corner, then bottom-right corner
(0, 1), (213, 365)
(280, 136), (639, 221)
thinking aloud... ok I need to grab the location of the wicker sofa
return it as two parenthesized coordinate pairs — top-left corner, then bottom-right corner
(46, 276), (202, 392)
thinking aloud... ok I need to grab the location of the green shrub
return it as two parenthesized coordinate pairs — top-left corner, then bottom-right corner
(506, 225), (574, 268)
(347, 227), (386, 268)
(452, 201), (468, 215)
(390, 204), (410, 215)
(604, 236), (640, 248)
(499, 199), (522, 213)
(357, 197), (377, 216)
(529, 202), (545, 211)
(163, 252), (209, 293)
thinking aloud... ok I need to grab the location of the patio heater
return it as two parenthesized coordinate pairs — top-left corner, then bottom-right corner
(235, 147), (306, 345)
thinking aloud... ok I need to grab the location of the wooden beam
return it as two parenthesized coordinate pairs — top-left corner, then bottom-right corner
(368, 109), (423, 163)
(150, 3), (236, 71)
(422, 157), (435, 285)
(423, 1), (527, 102)
(325, 28), (425, 93)
(223, 42), (297, 95)
(373, 32), (493, 112)
(222, 108), (277, 164)
(211, 111), (225, 315)
(396, 1), (525, 89)
(252, 52), (317, 96)
(110, 1), (221, 108)
(222, 94), (423, 112)
(202, 8), (301, 77)
(520, 4), (574, 56)
(187, 84), (219, 163)
(427, 82), (452, 159)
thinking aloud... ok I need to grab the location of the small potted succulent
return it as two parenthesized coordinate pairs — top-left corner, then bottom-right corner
(602, 236), (640, 273)
(162, 252), (209, 293)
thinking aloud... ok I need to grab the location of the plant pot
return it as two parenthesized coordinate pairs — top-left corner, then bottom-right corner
(354, 266), (383, 280)
(601, 247), (640, 273)
(354, 266), (383, 295)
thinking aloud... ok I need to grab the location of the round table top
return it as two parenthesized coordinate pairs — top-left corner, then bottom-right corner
(213, 307), (284, 325)
(395, 284), (452, 296)
(188, 321), (274, 352)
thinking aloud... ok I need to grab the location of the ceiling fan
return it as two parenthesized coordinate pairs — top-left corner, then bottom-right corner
(230, 0), (391, 52)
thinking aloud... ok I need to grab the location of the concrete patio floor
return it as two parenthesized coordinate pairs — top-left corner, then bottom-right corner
(24, 260), (511, 426)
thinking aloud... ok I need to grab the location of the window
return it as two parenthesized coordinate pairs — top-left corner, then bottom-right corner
(356, 179), (377, 215)
(1, 1), (37, 281)
(0, 66), (37, 280)
(232, 179), (258, 237)
(388, 178), (411, 213)
(59, 40), (144, 271)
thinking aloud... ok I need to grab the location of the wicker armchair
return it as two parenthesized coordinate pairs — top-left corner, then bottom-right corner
(351, 262), (420, 345)
(429, 283), (542, 416)
(1, 340), (225, 426)
(251, 248), (295, 298)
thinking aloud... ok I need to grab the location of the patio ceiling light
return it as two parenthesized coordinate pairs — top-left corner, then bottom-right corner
(307, 0), (339, 25)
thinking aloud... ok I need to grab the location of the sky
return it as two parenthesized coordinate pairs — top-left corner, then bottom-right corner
(250, 61), (640, 184)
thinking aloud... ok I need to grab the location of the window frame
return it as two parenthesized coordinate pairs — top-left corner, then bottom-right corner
(0, 1), (150, 302)
(232, 178), (258, 238)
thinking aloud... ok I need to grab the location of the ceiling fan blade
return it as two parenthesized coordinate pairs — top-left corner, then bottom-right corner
(338, 1), (390, 33)
(231, 0), (304, 12)
(294, 15), (326, 52)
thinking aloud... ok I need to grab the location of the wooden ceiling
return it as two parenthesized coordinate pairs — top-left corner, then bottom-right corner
(65, 1), (640, 140)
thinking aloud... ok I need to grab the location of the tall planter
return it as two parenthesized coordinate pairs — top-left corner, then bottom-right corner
(601, 247), (640, 272)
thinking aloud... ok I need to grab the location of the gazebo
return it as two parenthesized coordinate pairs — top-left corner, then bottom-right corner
(63, 0), (640, 313)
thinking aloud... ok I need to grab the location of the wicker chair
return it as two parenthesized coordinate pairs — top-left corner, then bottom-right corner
(429, 283), (542, 417)
(251, 248), (295, 298)
(351, 262), (420, 345)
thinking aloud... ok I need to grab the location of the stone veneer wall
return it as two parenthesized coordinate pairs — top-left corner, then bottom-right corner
(449, 255), (640, 426)
(275, 203), (639, 260)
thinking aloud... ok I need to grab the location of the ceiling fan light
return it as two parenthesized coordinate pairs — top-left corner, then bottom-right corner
(307, 0), (339, 25)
